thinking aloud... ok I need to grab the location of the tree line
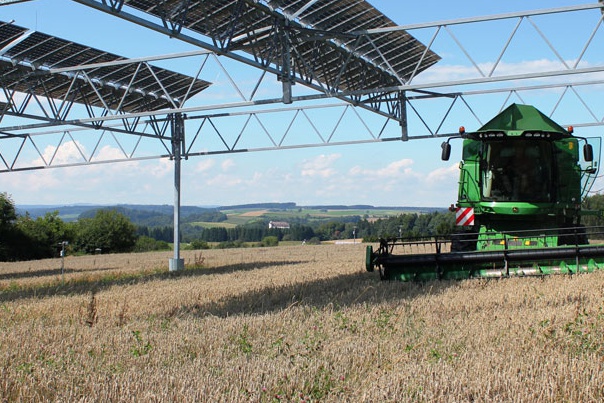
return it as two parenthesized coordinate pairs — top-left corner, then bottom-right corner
(0, 192), (458, 261)
(188, 211), (455, 244)
(12, 191), (604, 262)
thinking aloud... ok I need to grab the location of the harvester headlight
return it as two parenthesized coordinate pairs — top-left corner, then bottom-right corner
(522, 132), (551, 139)
(523, 131), (551, 138)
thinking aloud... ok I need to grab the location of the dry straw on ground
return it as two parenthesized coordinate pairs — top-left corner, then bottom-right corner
(1, 244), (603, 402)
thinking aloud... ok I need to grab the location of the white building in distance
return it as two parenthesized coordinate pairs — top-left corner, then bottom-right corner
(268, 221), (290, 229)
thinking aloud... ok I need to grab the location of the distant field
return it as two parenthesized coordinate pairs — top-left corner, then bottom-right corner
(189, 221), (238, 229)
(239, 209), (269, 217)
(261, 208), (402, 218)
(1, 244), (603, 401)
(215, 207), (418, 228)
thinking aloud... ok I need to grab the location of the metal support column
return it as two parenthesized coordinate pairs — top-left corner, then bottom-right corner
(169, 112), (185, 271)
(399, 91), (409, 141)
(280, 22), (294, 104)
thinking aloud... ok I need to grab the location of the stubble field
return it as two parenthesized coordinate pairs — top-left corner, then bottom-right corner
(1, 244), (603, 402)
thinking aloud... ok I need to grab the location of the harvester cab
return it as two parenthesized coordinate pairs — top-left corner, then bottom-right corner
(366, 104), (604, 281)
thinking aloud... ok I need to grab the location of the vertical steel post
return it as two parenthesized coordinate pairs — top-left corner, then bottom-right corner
(60, 241), (67, 283)
(169, 113), (185, 271)
(399, 91), (408, 141)
(280, 22), (293, 104)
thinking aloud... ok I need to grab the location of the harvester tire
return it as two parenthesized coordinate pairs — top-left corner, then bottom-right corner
(450, 232), (478, 252)
(558, 225), (588, 246)
(365, 245), (374, 272)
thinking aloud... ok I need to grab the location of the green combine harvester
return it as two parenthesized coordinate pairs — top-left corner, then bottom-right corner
(366, 104), (604, 281)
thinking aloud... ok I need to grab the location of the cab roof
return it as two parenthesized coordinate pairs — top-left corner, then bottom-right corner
(477, 104), (570, 136)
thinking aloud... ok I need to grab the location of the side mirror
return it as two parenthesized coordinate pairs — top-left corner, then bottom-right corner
(584, 144), (594, 162)
(441, 141), (451, 161)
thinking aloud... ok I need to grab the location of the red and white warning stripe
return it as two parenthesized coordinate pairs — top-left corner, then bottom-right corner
(455, 207), (475, 226)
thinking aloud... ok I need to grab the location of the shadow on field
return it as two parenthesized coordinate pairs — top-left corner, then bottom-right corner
(203, 260), (309, 276)
(0, 260), (310, 302)
(174, 271), (456, 318)
(0, 267), (117, 281)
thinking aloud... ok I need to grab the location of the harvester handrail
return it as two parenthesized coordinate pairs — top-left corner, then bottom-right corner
(378, 225), (604, 256)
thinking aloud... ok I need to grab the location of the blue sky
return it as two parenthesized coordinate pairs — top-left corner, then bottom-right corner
(1, 0), (603, 207)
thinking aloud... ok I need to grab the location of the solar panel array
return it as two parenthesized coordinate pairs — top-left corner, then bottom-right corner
(0, 21), (211, 113)
(120, 0), (440, 92)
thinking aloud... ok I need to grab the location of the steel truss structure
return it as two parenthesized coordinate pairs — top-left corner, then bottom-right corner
(75, 0), (439, 113)
(2, 1), (604, 269)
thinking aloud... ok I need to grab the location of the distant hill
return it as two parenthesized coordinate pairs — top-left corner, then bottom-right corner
(218, 202), (445, 212)
(17, 205), (102, 221)
(303, 205), (444, 212)
(16, 204), (218, 222)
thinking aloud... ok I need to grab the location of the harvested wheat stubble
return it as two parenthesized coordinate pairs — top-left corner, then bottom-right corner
(1, 244), (604, 402)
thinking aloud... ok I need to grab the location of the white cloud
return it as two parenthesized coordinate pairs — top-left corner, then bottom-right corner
(300, 153), (341, 178)
(145, 158), (172, 179)
(350, 159), (416, 179)
(94, 145), (128, 161)
(425, 163), (459, 185)
(30, 140), (88, 166)
(194, 159), (215, 172)
(221, 158), (236, 171)
(206, 173), (242, 187)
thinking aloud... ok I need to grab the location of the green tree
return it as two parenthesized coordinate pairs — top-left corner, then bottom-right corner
(188, 239), (210, 250)
(75, 209), (137, 254)
(201, 227), (228, 242)
(0, 193), (18, 260)
(289, 224), (315, 241)
(261, 236), (279, 247)
(16, 211), (74, 259)
(134, 236), (171, 252)
(315, 221), (345, 240)
(583, 193), (604, 228)
(0, 192), (16, 229)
